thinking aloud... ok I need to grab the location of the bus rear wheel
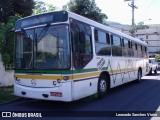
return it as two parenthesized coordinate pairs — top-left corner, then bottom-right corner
(149, 68), (152, 75)
(154, 68), (157, 74)
(98, 74), (110, 98)
(137, 69), (142, 82)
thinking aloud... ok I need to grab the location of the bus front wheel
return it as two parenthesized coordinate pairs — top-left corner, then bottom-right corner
(98, 74), (110, 98)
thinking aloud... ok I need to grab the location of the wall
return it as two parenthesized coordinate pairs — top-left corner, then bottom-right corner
(0, 54), (14, 86)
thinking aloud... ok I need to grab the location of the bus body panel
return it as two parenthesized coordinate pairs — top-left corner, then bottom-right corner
(72, 78), (98, 100)
(14, 80), (73, 102)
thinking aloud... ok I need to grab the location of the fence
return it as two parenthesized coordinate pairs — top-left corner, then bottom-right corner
(4, 64), (14, 70)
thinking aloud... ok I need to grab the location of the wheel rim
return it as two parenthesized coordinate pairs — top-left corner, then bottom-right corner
(99, 79), (107, 92)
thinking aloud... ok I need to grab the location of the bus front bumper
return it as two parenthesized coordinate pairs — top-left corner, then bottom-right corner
(14, 82), (72, 102)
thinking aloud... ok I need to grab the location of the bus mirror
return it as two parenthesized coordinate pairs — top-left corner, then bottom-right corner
(79, 32), (85, 43)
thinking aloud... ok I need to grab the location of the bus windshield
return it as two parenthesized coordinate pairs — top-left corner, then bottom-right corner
(15, 24), (70, 70)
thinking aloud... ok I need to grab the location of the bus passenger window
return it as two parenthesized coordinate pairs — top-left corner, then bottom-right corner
(122, 39), (128, 57)
(138, 44), (142, 58)
(111, 35), (122, 56)
(94, 29), (111, 56)
(144, 46), (148, 58)
(133, 43), (138, 57)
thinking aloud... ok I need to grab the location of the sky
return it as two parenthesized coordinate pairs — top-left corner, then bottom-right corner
(40, 0), (160, 25)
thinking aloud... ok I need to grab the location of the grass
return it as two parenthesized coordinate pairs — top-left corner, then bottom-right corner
(0, 86), (19, 104)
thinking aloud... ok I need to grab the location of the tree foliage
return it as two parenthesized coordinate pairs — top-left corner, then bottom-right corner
(136, 22), (149, 30)
(67, 0), (107, 23)
(33, 0), (55, 15)
(155, 54), (160, 62)
(0, 16), (20, 64)
(0, 0), (35, 23)
(0, 0), (35, 65)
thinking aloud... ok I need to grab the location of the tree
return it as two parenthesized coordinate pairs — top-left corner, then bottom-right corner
(0, 0), (35, 65)
(33, 0), (55, 15)
(0, 0), (35, 23)
(155, 54), (160, 62)
(0, 16), (20, 64)
(67, 0), (107, 23)
(136, 22), (149, 30)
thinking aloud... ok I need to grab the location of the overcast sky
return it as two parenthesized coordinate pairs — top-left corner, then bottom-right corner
(40, 0), (160, 25)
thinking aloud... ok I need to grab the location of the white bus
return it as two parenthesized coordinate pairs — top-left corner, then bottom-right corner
(14, 10), (149, 101)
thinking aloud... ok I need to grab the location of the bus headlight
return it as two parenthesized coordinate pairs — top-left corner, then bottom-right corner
(15, 78), (21, 84)
(63, 76), (69, 81)
(57, 79), (61, 84)
(53, 81), (57, 86)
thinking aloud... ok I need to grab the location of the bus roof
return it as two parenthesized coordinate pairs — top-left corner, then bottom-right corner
(67, 11), (147, 46)
(15, 10), (147, 46)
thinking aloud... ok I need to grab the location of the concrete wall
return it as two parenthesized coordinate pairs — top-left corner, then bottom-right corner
(0, 54), (14, 86)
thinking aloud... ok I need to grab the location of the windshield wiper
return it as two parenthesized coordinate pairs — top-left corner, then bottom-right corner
(37, 23), (50, 42)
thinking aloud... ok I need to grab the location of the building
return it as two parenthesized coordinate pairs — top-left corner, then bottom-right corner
(135, 27), (160, 57)
(101, 21), (160, 57)
(121, 26), (160, 57)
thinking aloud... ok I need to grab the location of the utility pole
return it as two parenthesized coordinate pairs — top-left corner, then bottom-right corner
(124, 0), (138, 37)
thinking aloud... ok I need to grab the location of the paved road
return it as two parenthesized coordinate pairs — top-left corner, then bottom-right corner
(1, 72), (160, 120)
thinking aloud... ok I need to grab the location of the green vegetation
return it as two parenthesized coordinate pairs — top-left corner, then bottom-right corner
(136, 22), (149, 30)
(0, 0), (35, 23)
(33, 0), (55, 15)
(67, 0), (107, 24)
(0, 86), (18, 104)
(0, 16), (20, 65)
(0, 0), (35, 65)
(155, 54), (160, 62)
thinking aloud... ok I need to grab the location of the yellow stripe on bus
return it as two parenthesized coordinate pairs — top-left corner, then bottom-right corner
(72, 71), (100, 80)
(15, 74), (62, 80)
(14, 68), (141, 80)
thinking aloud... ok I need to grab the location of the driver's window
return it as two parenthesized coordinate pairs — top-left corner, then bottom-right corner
(70, 19), (93, 69)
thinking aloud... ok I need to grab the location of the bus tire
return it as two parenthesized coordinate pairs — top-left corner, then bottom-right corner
(154, 68), (157, 74)
(98, 74), (110, 98)
(149, 68), (152, 75)
(137, 69), (142, 82)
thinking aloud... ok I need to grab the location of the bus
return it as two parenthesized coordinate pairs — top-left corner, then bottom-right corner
(14, 10), (149, 102)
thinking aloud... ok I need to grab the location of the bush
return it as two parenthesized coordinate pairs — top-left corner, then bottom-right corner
(2, 53), (10, 64)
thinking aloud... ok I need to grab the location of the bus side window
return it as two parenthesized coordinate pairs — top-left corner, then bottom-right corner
(111, 34), (122, 56)
(130, 41), (133, 57)
(94, 29), (111, 56)
(137, 44), (142, 58)
(145, 46), (148, 58)
(143, 46), (146, 58)
(122, 39), (128, 57)
(133, 43), (138, 57)
(128, 40), (132, 57)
